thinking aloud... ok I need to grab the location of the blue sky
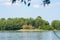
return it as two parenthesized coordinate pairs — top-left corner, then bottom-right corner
(0, 0), (60, 23)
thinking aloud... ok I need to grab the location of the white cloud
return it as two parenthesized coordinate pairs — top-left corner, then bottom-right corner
(33, 2), (60, 8)
(4, 2), (11, 6)
(50, 2), (60, 6)
(5, 2), (21, 6)
(33, 5), (40, 8)
(0, 0), (60, 8)
(0, 1), (21, 7)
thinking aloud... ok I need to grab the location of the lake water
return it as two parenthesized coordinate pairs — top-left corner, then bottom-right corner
(0, 31), (60, 40)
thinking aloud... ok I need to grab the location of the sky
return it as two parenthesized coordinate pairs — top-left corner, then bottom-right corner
(0, 0), (60, 23)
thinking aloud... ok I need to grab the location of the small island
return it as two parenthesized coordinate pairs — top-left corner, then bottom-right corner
(0, 16), (60, 31)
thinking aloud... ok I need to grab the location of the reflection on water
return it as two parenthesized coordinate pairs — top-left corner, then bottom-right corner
(52, 31), (60, 40)
(0, 31), (60, 40)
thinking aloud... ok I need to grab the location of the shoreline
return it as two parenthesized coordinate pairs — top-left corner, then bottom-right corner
(0, 29), (58, 32)
(17, 29), (57, 32)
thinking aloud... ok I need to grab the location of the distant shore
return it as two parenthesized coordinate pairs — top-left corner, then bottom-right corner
(17, 29), (44, 32)
(17, 29), (57, 32)
(0, 29), (58, 32)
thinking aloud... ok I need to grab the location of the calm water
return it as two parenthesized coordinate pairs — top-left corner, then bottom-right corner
(0, 31), (60, 40)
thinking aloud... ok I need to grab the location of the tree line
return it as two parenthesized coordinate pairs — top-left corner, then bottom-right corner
(0, 16), (60, 30)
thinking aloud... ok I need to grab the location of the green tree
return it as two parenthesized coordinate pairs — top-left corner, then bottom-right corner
(34, 16), (43, 28)
(51, 20), (60, 30)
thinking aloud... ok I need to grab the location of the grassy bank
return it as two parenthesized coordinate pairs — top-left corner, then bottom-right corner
(16, 28), (59, 32)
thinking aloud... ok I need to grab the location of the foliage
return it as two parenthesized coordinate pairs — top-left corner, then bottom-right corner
(40, 25), (54, 30)
(0, 16), (60, 30)
(51, 20), (60, 30)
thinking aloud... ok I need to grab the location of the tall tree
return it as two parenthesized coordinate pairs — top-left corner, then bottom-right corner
(51, 20), (60, 30)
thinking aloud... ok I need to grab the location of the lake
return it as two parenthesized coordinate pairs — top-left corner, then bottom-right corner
(0, 31), (60, 40)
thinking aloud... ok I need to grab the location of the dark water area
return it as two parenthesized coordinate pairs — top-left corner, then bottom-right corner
(0, 31), (60, 40)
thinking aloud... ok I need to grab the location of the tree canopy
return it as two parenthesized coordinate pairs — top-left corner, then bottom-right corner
(51, 20), (60, 30)
(0, 16), (58, 30)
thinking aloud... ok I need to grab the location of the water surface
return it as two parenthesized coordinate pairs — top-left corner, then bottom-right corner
(0, 31), (60, 40)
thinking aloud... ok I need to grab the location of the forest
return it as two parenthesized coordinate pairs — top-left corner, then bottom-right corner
(0, 16), (60, 30)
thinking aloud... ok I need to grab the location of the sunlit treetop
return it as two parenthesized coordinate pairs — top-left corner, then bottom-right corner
(12, 0), (50, 7)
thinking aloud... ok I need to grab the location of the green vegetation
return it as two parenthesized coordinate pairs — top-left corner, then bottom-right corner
(0, 16), (59, 30)
(51, 20), (60, 30)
